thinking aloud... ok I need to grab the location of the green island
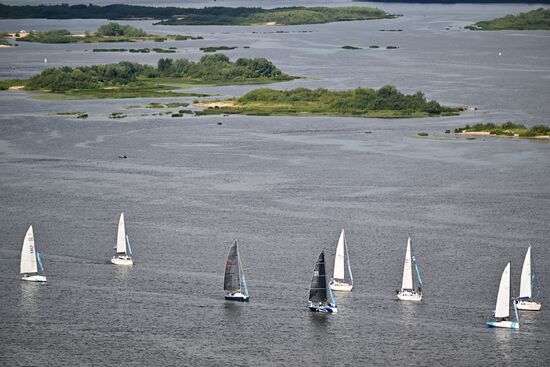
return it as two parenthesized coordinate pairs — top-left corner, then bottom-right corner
(13, 23), (202, 44)
(195, 86), (462, 118)
(200, 46), (237, 53)
(0, 54), (294, 99)
(0, 4), (394, 25)
(92, 47), (177, 53)
(342, 45), (362, 50)
(466, 8), (550, 30)
(455, 122), (550, 138)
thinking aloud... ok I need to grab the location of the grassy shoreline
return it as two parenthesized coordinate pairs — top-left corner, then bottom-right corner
(455, 122), (550, 138)
(466, 8), (550, 30)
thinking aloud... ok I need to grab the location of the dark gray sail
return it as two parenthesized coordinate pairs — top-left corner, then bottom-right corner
(224, 240), (241, 292)
(309, 251), (328, 304)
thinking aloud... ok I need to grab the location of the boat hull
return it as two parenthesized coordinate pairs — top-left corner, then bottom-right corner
(309, 305), (338, 313)
(225, 292), (249, 302)
(22, 274), (47, 283)
(486, 321), (519, 329)
(515, 300), (541, 311)
(329, 280), (353, 292)
(111, 256), (133, 266)
(397, 290), (422, 301)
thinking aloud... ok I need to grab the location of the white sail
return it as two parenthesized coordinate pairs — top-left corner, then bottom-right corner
(495, 262), (511, 319)
(333, 229), (346, 280)
(519, 246), (532, 299)
(20, 225), (38, 274)
(116, 213), (127, 254)
(401, 237), (413, 290)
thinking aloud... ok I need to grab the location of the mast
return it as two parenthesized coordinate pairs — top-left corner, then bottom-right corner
(224, 240), (241, 293)
(309, 251), (328, 305)
(333, 229), (346, 281)
(116, 213), (127, 254)
(495, 262), (511, 319)
(519, 246), (532, 299)
(401, 237), (413, 290)
(20, 225), (38, 274)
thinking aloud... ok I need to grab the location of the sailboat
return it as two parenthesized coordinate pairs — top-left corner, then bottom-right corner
(308, 251), (337, 313)
(329, 229), (353, 292)
(20, 225), (47, 282)
(487, 262), (520, 329)
(111, 213), (134, 266)
(396, 237), (423, 301)
(224, 240), (249, 302)
(514, 246), (542, 311)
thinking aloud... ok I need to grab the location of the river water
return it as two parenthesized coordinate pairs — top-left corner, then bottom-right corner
(0, 2), (549, 366)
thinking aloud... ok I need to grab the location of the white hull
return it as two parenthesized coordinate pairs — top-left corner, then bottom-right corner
(397, 290), (422, 301)
(329, 280), (353, 292)
(515, 300), (541, 311)
(111, 256), (133, 266)
(22, 274), (47, 282)
(486, 320), (519, 329)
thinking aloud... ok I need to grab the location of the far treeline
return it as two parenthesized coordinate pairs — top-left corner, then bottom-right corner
(15, 23), (201, 43)
(0, 4), (392, 25)
(10, 54), (292, 93)
(466, 8), (550, 30)
(198, 86), (462, 118)
(354, 0), (550, 3)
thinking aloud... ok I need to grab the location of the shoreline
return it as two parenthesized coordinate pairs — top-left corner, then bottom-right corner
(456, 131), (550, 140)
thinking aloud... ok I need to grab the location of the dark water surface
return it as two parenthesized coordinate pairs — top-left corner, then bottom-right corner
(1, 2), (549, 366)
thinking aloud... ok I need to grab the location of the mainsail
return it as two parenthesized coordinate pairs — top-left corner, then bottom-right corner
(333, 229), (346, 281)
(401, 237), (413, 290)
(495, 262), (511, 319)
(519, 246), (532, 299)
(116, 213), (127, 254)
(224, 240), (241, 293)
(309, 251), (328, 304)
(20, 225), (38, 274)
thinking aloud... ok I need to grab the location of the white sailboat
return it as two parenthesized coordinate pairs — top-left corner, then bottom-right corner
(329, 229), (353, 292)
(111, 213), (134, 266)
(20, 225), (47, 282)
(514, 246), (542, 311)
(487, 262), (520, 329)
(224, 240), (249, 302)
(396, 237), (423, 301)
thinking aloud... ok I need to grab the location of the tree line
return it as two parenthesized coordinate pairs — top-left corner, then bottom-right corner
(24, 55), (292, 92)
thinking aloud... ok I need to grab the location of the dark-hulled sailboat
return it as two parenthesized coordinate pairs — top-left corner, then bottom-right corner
(224, 240), (249, 302)
(308, 251), (337, 313)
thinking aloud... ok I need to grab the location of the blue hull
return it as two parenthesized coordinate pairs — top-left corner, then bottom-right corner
(486, 321), (519, 329)
(225, 296), (249, 302)
(309, 306), (337, 313)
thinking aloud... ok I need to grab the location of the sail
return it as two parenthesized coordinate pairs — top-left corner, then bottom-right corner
(401, 237), (413, 290)
(345, 235), (353, 285)
(519, 246), (532, 299)
(20, 226), (38, 274)
(116, 213), (126, 254)
(333, 229), (346, 281)
(495, 262), (511, 319)
(224, 240), (241, 292)
(309, 251), (328, 304)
